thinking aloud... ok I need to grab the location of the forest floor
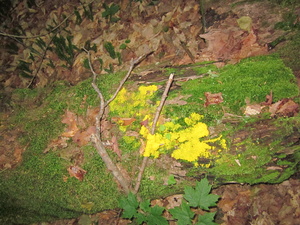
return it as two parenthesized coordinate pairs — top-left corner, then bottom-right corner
(1, 0), (300, 224)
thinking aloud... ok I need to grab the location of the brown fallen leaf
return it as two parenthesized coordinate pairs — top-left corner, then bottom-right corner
(61, 110), (79, 137)
(244, 104), (262, 116)
(111, 135), (122, 159)
(140, 118), (149, 127)
(67, 165), (87, 181)
(44, 136), (69, 153)
(274, 99), (299, 117)
(111, 117), (136, 126)
(165, 95), (191, 106)
(204, 92), (223, 107)
(262, 91), (273, 106)
(72, 126), (96, 147)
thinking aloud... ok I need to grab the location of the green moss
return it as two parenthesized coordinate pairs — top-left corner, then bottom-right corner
(138, 162), (186, 199)
(1, 53), (299, 223)
(277, 32), (300, 72)
(0, 71), (128, 223)
(206, 116), (300, 184)
(181, 55), (298, 114)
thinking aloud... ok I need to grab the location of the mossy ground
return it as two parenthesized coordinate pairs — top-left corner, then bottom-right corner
(0, 54), (299, 224)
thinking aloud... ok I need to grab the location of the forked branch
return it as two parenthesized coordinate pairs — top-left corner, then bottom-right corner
(85, 49), (151, 194)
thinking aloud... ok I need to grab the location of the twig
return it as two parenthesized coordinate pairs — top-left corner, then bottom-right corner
(105, 51), (153, 107)
(26, 30), (60, 88)
(133, 73), (174, 194)
(85, 49), (151, 194)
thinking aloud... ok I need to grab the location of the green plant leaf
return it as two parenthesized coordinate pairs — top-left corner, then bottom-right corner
(133, 200), (167, 225)
(196, 212), (218, 225)
(184, 178), (219, 210)
(146, 205), (168, 225)
(104, 42), (116, 59)
(102, 3), (120, 22)
(119, 43), (127, 50)
(136, 213), (147, 224)
(169, 201), (194, 225)
(140, 199), (151, 212)
(110, 16), (120, 23)
(167, 175), (176, 185)
(119, 192), (139, 219)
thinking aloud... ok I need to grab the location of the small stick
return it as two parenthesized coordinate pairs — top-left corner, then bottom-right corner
(105, 52), (153, 107)
(85, 49), (151, 194)
(133, 73), (174, 194)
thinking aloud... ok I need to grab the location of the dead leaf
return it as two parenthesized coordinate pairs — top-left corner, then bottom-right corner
(111, 117), (136, 126)
(274, 99), (299, 117)
(61, 110), (79, 137)
(111, 135), (122, 159)
(269, 99), (299, 117)
(140, 118), (149, 127)
(165, 95), (191, 105)
(86, 107), (99, 124)
(262, 91), (273, 106)
(125, 130), (140, 137)
(204, 92), (223, 107)
(72, 126), (96, 146)
(67, 165), (87, 181)
(244, 104), (262, 116)
(44, 136), (69, 153)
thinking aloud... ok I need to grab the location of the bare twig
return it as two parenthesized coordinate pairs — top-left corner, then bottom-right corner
(85, 49), (151, 194)
(133, 73), (174, 194)
(26, 30), (60, 88)
(84, 48), (105, 132)
(105, 51), (153, 107)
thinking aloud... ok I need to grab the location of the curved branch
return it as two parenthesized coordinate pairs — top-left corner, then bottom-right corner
(86, 49), (151, 193)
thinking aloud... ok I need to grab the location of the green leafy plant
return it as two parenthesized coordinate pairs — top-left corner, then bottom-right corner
(102, 3), (120, 23)
(119, 178), (219, 225)
(104, 41), (122, 66)
(51, 35), (78, 68)
(74, 7), (82, 24)
(104, 41), (116, 59)
(17, 60), (33, 78)
(104, 63), (114, 73)
(119, 192), (168, 225)
(83, 3), (94, 21)
(275, 12), (300, 31)
(119, 39), (131, 50)
(169, 178), (219, 225)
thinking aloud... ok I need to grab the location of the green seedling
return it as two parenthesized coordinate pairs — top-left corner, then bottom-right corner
(83, 3), (93, 21)
(17, 60), (32, 78)
(102, 3), (120, 23)
(104, 41), (116, 59)
(119, 192), (168, 225)
(74, 7), (82, 24)
(51, 35), (78, 68)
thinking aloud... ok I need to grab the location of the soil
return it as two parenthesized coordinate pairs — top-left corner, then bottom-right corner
(1, 0), (300, 224)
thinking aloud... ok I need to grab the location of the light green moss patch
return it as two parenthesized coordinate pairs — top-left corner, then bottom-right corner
(181, 55), (298, 114)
